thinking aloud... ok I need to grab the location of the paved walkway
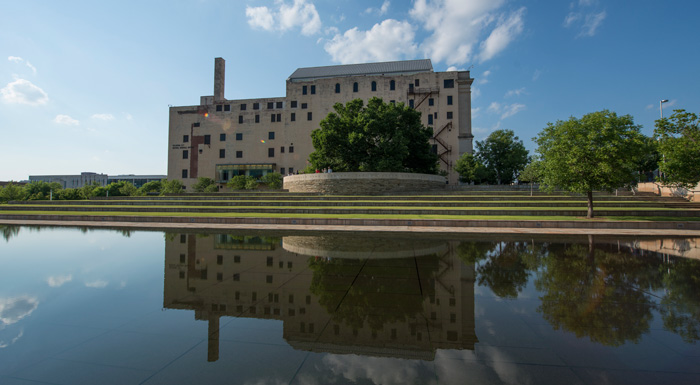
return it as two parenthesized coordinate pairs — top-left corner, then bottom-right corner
(2, 219), (699, 236)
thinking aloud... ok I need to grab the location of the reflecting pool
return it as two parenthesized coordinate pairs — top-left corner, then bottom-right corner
(1, 225), (699, 384)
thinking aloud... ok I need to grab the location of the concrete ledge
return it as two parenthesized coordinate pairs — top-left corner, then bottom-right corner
(283, 172), (446, 194)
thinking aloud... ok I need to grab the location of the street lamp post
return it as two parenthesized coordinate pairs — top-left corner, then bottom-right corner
(660, 99), (669, 119)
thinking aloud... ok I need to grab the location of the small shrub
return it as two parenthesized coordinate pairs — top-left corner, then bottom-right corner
(261, 172), (283, 189)
(227, 175), (248, 190)
(244, 177), (259, 190)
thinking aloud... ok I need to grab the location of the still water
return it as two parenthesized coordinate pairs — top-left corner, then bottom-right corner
(0, 225), (699, 385)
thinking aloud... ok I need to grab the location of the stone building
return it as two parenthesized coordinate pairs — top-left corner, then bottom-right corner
(167, 58), (474, 188)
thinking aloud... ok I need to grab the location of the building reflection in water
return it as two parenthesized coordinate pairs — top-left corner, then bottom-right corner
(163, 232), (478, 362)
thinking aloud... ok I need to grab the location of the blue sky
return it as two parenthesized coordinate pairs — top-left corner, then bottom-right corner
(1, 0), (698, 181)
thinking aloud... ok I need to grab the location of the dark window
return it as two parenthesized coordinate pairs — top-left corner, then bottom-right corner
(289, 167), (294, 173)
(193, 122), (200, 127)
(180, 234), (186, 243)
(280, 146), (285, 153)
(371, 81), (377, 91)
(224, 104), (230, 111)
(280, 167), (285, 174)
(390, 100), (395, 104)
(220, 133), (226, 141)
(268, 132), (275, 140)
(353, 82), (358, 92)
(236, 151), (243, 158)
(271, 114), (276, 123)
(428, 115), (433, 125)
(240, 103), (247, 110)
(238, 115), (243, 124)
(428, 98), (434, 106)
(335, 83), (340, 93)
(310, 85), (316, 94)
(216, 105), (222, 112)
(302, 85), (307, 95)
(219, 149), (225, 158)
(447, 95), (453, 105)
(253, 102), (259, 110)
(183, 135), (189, 143)
(301, 103), (307, 109)
(390, 80), (395, 90)
(289, 146), (294, 153)
(415, 79), (420, 87)
(444, 79), (454, 88)
(307, 112), (312, 121)
(204, 135), (211, 145)
(409, 99), (414, 108)
(268, 148), (274, 157)
(447, 111), (453, 119)
(291, 112), (296, 121)
(267, 102), (273, 109)
(255, 114), (260, 123)
(182, 150), (188, 159)
(291, 101), (297, 108)
(276, 113), (281, 122)
(236, 133), (242, 140)
(276, 101), (283, 108)
(182, 169), (188, 178)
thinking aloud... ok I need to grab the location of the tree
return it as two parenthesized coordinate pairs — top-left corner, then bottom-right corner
(475, 129), (529, 184)
(227, 175), (253, 190)
(25, 181), (62, 200)
(0, 182), (28, 203)
(519, 159), (543, 196)
(192, 177), (219, 192)
(57, 188), (83, 200)
(138, 180), (163, 195)
(454, 153), (489, 184)
(534, 110), (646, 218)
(309, 97), (438, 174)
(161, 179), (184, 194)
(635, 136), (660, 183)
(654, 109), (700, 188)
(261, 172), (283, 189)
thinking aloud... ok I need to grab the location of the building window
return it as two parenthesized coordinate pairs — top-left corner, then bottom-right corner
(302, 85), (307, 95)
(220, 133), (226, 141)
(276, 101), (283, 108)
(447, 111), (453, 119)
(183, 135), (189, 143)
(390, 100), (395, 104)
(182, 150), (188, 159)
(291, 101), (297, 108)
(428, 115), (433, 125)
(280, 146), (285, 153)
(409, 99), (414, 108)
(307, 112), (312, 121)
(311, 85), (316, 94)
(255, 114), (260, 123)
(267, 102), (273, 109)
(447, 95), (453, 105)
(444, 79), (454, 88)
(268, 148), (274, 157)
(236, 133), (242, 141)
(238, 115), (243, 124)
(428, 98), (434, 106)
(289, 146), (294, 153)
(280, 167), (285, 174)
(390, 80), (395, 90)
(291, 112), (296, 121)
(253, 102), (259, 110)
(353, 82), (358, 92)
(301, 103), (307, 109)
(240, 103), (247, 110)
(236, 151), (243, 158)
(276, 113), (281, 122)
(193, 122), (200, 127)
(219, 149), (225, 158)
(216, 105), (222, 112)
(269, 132), (275, 140)
(204, 135), (211, 145)
(415, 79), (420, 87)
(289, 167), (294, 174)
(182, 169), (188, 178)
(271, 114), (276, 123)
(371, 81), (377, 91)
(335, 83), (340, 93)
(224, 104), (230, 111)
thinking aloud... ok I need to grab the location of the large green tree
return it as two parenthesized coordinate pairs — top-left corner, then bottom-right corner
(534, 110), (646, 218)
(654, 109), (700, 188)
(454, 153), (489, 184)
(475, 129), (529, 185)
(309, 97), (438, 174)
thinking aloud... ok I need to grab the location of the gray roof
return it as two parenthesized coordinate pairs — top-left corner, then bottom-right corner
(288, 59), (433, 82)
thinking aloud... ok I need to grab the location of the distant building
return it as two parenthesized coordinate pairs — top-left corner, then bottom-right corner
(28, 173), (166, 188)
(108, 174), (167, 188)
(167, 57), (474, 188)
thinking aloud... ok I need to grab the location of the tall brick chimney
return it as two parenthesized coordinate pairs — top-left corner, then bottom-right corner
(214, 57), (225, 102)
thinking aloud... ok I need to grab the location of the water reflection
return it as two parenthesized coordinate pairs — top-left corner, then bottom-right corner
(163, 233), (477, 362)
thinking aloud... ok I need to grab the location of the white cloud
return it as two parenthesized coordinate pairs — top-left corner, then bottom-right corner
(1, 79), (48, 105)
(532, 69), (541, 81)
(580, 11), (606, 37)
(477, 70), (491, 84)
(47, 274), (73, 287)
(487, 102), (525, 120)
(0, 296), (39, 326)
(478, 7), (525, 62)
(472, 106), (481, 118)
(505, 87), (526, 97)
(365, 1), (390, 16)
(245, 0), (321, 36)
(8, 56), (23, 63)
(564, 0), (606, 38)
(410, 0), (524, 66)
(85, 280), (108, 288)
(54, 114), (80, 126)
(91, 113), (115, 120)
(324, 19), (417, 64)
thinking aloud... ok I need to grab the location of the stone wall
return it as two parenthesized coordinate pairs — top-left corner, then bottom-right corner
(638, 182), (699, 201)
(283, 172), (446, 194)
